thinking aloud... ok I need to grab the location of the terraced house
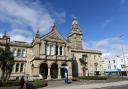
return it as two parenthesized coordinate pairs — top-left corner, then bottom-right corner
(0, 18), (104, 80)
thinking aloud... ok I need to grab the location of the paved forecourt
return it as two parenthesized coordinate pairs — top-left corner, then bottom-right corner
(39, 81), (128, 89)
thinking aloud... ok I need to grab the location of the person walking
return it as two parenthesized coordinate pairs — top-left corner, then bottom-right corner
(20, 76), (25, 89)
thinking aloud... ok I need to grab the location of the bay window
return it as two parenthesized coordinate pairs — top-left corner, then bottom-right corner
(45, 44), (64, 56)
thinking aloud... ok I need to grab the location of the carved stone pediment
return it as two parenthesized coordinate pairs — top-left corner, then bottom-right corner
(41, 30), (67, 43)
(49, 33), (62, 41)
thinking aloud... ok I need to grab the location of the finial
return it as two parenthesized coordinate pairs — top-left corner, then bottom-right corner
(71, 17), (80, 32)
(72, 17), (78, 25)
(52, 23), (57, 31)
(4, 30), (7, 36)
(37, 29), (39, 34)
(3, 30), (7, 38)
(35, 29), (40, 38)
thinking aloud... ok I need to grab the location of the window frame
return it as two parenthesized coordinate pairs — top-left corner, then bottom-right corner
(15, 63), (19, 72)
(55, 45), (58, 55)
(22, 49), (26, 57)
(60, 46), (63, 55)
(17, 48), (21, 57)
(20, 63), (24, 72)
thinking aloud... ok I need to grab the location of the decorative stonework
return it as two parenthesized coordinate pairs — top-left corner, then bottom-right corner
(0, 18), (103, 80)
(68, 18), (83, 49)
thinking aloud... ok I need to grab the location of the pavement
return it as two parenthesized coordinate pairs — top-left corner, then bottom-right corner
(39, 80), (128, 89)
(1, 80), (128, 89)
(100, 85), (128, 89)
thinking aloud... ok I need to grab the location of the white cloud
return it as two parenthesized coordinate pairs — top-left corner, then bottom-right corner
(102, 53), (111, 58)
(0, 0), (66, 42)
(8, 28), (33, 43)
(101, 18), (112, 28)
(83, 41), (89, 49)
(86, 36), (128, 58)
(92, 37), (121, 49)
(10, 34), (32, 43)
(0, 33), (3, 38)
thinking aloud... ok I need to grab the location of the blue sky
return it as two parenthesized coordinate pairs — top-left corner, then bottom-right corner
(0, 0), (128, 57)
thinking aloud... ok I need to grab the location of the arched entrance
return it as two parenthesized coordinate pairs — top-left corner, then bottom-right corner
(39, 63), (48, 79)
(61, 63), (67, 78)
(50, 63), (58, 79)
(82, 67), (88, 76)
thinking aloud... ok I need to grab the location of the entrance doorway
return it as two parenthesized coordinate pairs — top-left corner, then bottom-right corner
(61, 63), (67, 78)
(39, 63), (48, 79)
(50, 63), (58, 79)
(95, 71), (100, 76)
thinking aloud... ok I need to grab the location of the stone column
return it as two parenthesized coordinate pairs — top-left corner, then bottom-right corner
(62, 46), (64, 56)
(58, 64), (61, 79)
(53, 44), (55, 55)
(47, 65), (51, 80)
(58, 45), (60, 55)
(23, 62), (25, 73)
(67, 62), (72, 79)
(12, 63), (15, 73)
(19, 63), (21, 72)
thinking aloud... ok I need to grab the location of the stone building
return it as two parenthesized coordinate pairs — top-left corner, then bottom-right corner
(103, 55), (128, 76)
(0, 18), (104, 80)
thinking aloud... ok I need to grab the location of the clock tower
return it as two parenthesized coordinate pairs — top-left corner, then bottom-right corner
(68, 17), (83, 49)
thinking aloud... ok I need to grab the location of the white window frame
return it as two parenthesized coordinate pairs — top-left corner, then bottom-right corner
(51, 45), (54, 55)
(17, 49), (21, 57)
(46, 44), (50, 55)
(22, 49), (26, 57)
(13, 48), (17, 57)
(62, 47), (64, 56)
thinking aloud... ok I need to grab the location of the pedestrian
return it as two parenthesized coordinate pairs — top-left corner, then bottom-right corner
(20, 76), (25, 89)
